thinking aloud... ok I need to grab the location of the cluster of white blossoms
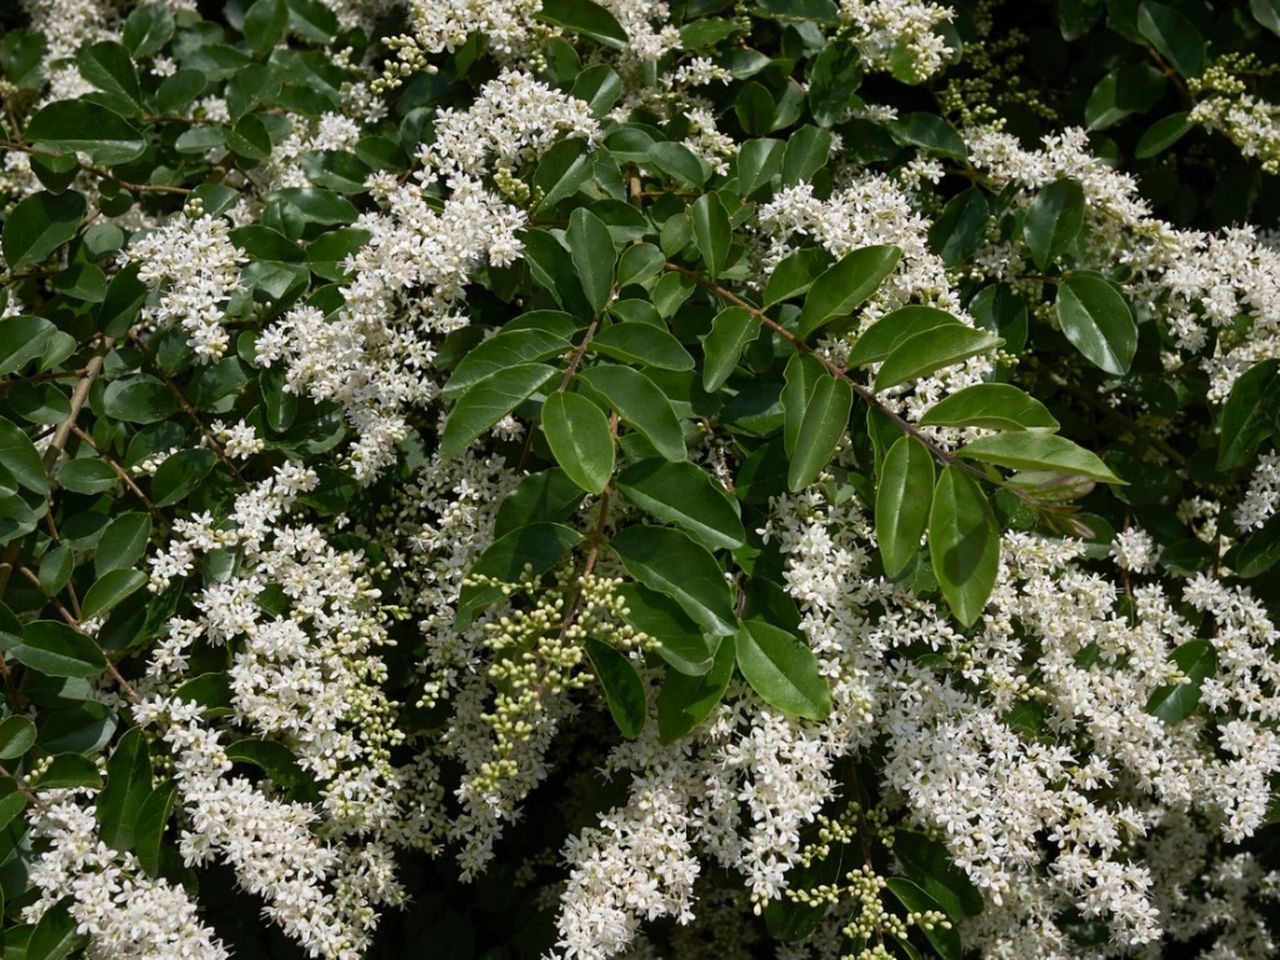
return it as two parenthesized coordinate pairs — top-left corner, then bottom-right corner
(124, 211), (247, 361)
(837, 0), (956, 80)
(1190, 92), (1280, 175)
(1237, 448), (1280, 532)
(26, 799), (228, 960)
(966, 126), (1280, 401)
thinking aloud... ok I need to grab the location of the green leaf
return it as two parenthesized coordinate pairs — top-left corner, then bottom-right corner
(1085, 63), (1166, 130)
(0, 416), (48, 493)
(781, 353), (825, 457)
(135, 780), (177, 877)
(874, 326), (1002, 391)
(647, 141), (707, 187)
(98, 726), (153, 850)
(616, 242), (665, 287)
(920, 383), (1059, 432)
(885, 878), (963, 960)
(578, 364), (686, 461)
(611, 525), (737, 636)
(10, 621), (106, 678)
(617, 459), (745, 551)
(56, 458), (117, 495)
(796, 245), (902, 337)
(1137, 2), (1205, 76)
(1055, 273), (1137, 376)
(788, 373), (853, 492)
(876, 436), (935, 577)
(123, 4), (175, 57)
(533, 138), (594, 213)
(734, 620), (831, 721)
(2, 190), (86, 271)
(889, 113), (968, 159)
(1135, 112), (1192, 159)
(27, 898), (87, 960)
(37, 545), (72, 597)
(444, 330), (572, 397)
(0, 315), (55, 376)
(929, 466), (1000, 627)
(691, 192), (731, 278)
(37, 754), (105, 789)
(537, 0), (630, 49)
(584, 638), (646, 738)
(893, 830), (985, 920)
(781, 125), (832, 184)
(542, 391), (615, 494)
(493, 468), (585, 537)
(244, 0), (288, 55)
(1023, 178), (1084, 272)
(617, 582), (715, 675)
(567, 208), (616, 312)
(848, 306), (962, 367)
(929, 186), (990, 267)
(737, 138), (784, 198)
(26, 100), (147, 165)
(701, 307), (763, 392)
(1146, 640), (1217, 724)
(151, 448), (217, 508)
(764, 248), (833, 306)
(0, 716), (36, 760)
(96, 512), (151, 577)
(1218, 360), (1279, 471)
(457, 522), (583, 628)
(1253, 0), (1280, 36)
(80, 569), (148, 621)
(103, 375), (180, 424)
(957, 432), (1122, 484)
(439, 363), (558, 459)
(591, 321), (694, 371)
(1234, 511), (1280, 578)
(657, 636), (734, 742)
(78, 41), (142, 110)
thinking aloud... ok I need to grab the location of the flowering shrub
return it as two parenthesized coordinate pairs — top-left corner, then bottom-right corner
(2, 0), (1280, 957)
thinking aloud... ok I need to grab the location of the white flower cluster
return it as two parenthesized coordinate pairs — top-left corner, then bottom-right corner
(1237, 448), (1280, 531)
(967, 126), (1280, 401)
(125, 213), (247, 361)
(1191, 92), (1280, 174)
(838, 0), (955, 80)
(26, 799), (227, 960)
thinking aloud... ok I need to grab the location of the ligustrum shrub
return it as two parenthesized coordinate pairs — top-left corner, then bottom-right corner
(1, 0), (1280, 957)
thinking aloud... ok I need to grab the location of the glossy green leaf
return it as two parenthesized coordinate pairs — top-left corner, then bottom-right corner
(957, 432), (1122, 483)
(578, 364), (686, 461)
(1024, 178), (1084, 272)
(0, 716), (36, 760)
(1146, 640), (1217, 724)
(701, 306), (763, 391)
(885, 878), (963, 960)
(592, 321), (695, 370)
(796, 245), (902, 337)
(874, 326), (1003, 391)
(135, 780), (177, 877)
(787, 373), (852, 492)
(25, 100), (147, 165)
(617, 582), (715, 676)
(847, 306), (962, 367)
(1055, 273), (1137, 376)
(764, 248), (832, 306)
(611, 525), (737, 636)
(691, 192), (731, 278)
(2, 190), (86, 271)
(95, 512), (151, 577)
(781, 352), (825, 457)
(920, 383), (1059, 432)
(123, 4), (175, 57)
(1135, 112), (1192, 159)
(584, 638), (646, 738)
(439, 363), (558, 459)
(151, 448), (217, 508)
(0, 415), (48, 492)
(457, 522), (583, 628)
(1218, 359), (1279, 471)
(567, 207), (616, 312)
(542, 391), (615, 494)
(27, 898), (87, 960)
(929, 466), (1000, 626)
(10, 621), (106, 678)
(537, 0), (630, 48)
(56, 458), (117, 495)
(893, 830), (985, 920)
(876, 436), (935, 577)
(78, 41), (142, 109)
(929, 186), (990, 267)
(657, 636), (734, 742)
(617, 458), (745, 550)
(80, 568), (148, 621)
(734, 620), (831, 721)
(98, 726), (153, 850)
(1138, 2), (1205, 76)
